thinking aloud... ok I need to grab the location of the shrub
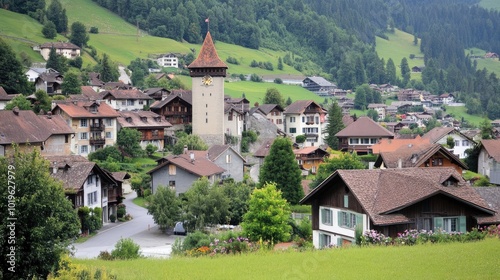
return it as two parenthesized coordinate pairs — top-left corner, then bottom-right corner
(250, 73), (262, 82)
(111, 238), (141, 260)
(97, 250), (114, 260)
(117, 204), (126, 218)
(274, 78), (283, 84)
(109, 214), (116, 223)
(226, 56), (239, 65)
(90, 26), (99, 34)
(182, 231), (211, 251)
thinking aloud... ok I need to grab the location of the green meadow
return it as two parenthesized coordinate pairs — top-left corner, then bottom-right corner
(375, 29), (424, 80)
(444, 105), (487, 127)
(74, 238), (500, 279)
(479, 0), (500, 10)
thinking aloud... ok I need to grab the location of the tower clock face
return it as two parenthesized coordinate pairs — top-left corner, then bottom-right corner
(201, 75), (213, 85)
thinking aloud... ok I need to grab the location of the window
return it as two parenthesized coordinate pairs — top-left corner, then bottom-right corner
(127, 100), (135, 106)
(315, 116), (319, 124)
(319, 233), (331, 248)
(168, 164), (176, 175)
(65, 135), (69, 143)
(432, 158), (443, 166)
(361, 138), (370, 144)
(455, 140), (460, 147)
(289, 128), (296, 134)
(226, 154), (231, 163)
(462, 140), (469, 146)
(169, 181), (176, 190)
(80, 119), (88, 127)
(344, 195), (349, 208)
(105, 119), (112, 126)
(443, 218), (458, 232)
(87, 191), (97, 206)
(228, 114), (233, 121)
(87, 175), (93, 185)
(434, 216), (465, 233)
(338, 211), (361, 229)
(106, 132), (112, 138)
(80, 132), (88, 140)
(290, 117), (296, 123)
(422, 218), (432, 231)
(321, 208), (333, 226)
(302, 116), (305, 123)
(349, 138), (359, 145)
(139, 100), (144, 105)
(80, 145), (88, 154)
(370, 138), (378, 144)
(121, 101), (126, 106)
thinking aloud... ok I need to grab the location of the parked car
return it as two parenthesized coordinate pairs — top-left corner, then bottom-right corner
(173, 222), (187, 235)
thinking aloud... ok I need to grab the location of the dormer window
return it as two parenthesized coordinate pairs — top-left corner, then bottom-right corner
(89, 105), (98, 113)
(140, 117), (147, 122)
(126, 117), (132, 123)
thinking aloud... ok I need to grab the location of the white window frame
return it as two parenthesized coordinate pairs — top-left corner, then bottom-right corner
(80, 145), (88, 154)
(80, 119), (88, 127)
(321, 208), (333, 226)
(80, 132), (88, 140)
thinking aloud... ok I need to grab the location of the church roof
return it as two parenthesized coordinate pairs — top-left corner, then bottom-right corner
(188, 32), (228, 69)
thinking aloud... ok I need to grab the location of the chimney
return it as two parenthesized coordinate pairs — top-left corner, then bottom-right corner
(13, 107), (19, 115)
(47, 111), (52, 119)
(190, 152), (195, 162)
(397, 158), (402, 169)
(52, 162), (57, 174)
(184, 145), (188, 154)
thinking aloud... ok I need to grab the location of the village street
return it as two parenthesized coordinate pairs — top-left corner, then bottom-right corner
(72, 191), (180, 259)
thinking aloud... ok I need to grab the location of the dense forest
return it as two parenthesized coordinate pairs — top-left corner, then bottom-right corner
(2, 0), (500, 118)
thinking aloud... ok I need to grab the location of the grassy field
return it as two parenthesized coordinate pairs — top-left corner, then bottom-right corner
(74, 238), (500, 279)
(444, 105), (485, 127)
(479, 0), (500, 10)
(375, 29), (424, 80)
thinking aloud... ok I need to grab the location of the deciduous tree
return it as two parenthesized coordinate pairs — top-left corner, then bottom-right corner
(263, 88), (285, 108)
(0, 149), (80, 279)
(5, 95), (32, 110)
(310, 152), (366, 189)
(33, 90), (51, 113)
(69, 21), (89, 48)
(241, 182), (291, 245)
(259, 137), (303, 204)
(147, 186), (181, 230)
(172, 134), (208, 155)
(117, 128), (144, 157)
(61, 70), (82, 95)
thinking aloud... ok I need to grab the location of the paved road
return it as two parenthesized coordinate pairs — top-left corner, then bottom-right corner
(72, 192), (181, 258)
(118, 66), (132, 85)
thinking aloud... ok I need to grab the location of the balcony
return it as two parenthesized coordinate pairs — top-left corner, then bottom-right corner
(89, 137), (105, 145)
(90, 123), (105, 132)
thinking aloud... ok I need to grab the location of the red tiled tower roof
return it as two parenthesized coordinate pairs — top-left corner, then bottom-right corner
(188, 32), (228, 69)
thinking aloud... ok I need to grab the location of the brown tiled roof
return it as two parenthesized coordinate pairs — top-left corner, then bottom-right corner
(257, 104), (284, 115)
(148, 151), (225, 177)
(112, 171), (131, 182)
(37, 72), (63, 84)
(149, 90), (192, 109)
(207, 144), (246, 162)
(474, 187), (500, 224)
(284, 100), (322, 114)
(0, 86), (15, 101)
(44, 155), (95, 192)
(88, 72), (104, 86)
(0, 110), (72, 145)
(52, 101), (120, 118)
(40, 42), (80, 50)
(301, 168), (494, 226)
(480, 139), (500, 162)
(188, 32), (228, 69)
(143, 88), (169, 96)
(293, 146), (329, 156)
(335, 116), (394, 137)
(421, 127), (456, 143)
(302, 180), (312, 195)
(370, 137), (430, 154)
(102, 82), (132, 90)
(376, 143), (468, 170)
(81, 86), (101, 99)
(101, 89), (152, 100)
(117, 110), (171, 129)
(254, 138), (275, 158)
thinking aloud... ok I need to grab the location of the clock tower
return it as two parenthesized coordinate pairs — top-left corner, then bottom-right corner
(188, 31), (228, 146)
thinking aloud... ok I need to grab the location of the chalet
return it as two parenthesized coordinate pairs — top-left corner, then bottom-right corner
(143, 88), (170, 101)
(383, 121), (404, 134)
(38, 42), (81, 60)
(149, 90), (192, 131)
(284, 100), (326, 147)
(374, 142), (468, 174)
(300, 168), (496, 248)
(88, 72), (105, 91)
(52, 100), (120, 156)
(100, 89), (153, 111)
(367, 103), (387, 119)
(478, 140), (500, 185)
(0, 87), (15, 110)
(25, 67), (58, 82)
(302, 76), (337, 96)
(157, 53), (179, 68)
(484, 52), (499, 59)
(293, 146), (329, 174)
(148, 150), (225, 195)
(438, 93), (455, 105)
(335, 116), (394, 154)
(253, 104), (285, 132)
(116, 110), (172, 150)
(225, 96), (250, 131)
(411, 66), (425, 73)
(35, 72), (63, 94)
(421, 126), (476, 159)
(45, 155), (119, 223)
(474, 187), (500, 225)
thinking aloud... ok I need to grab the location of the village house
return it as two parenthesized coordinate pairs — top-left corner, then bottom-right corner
(149, 90), (192, 133)
(293, 146), (329, 174)
(148, 150), (225, 195)
(116, 110), (171, 150)
(207, 144), (246, 181)
(143, 87), (170, 101)
(225, 96), (251, 131)
(224, 104), (244, 141)
(100, 89), (153, 111)
(421, 126), (475, 159)
(38, 42), (81, 60)
(0, 87), (15, 110)
(35, 71), (63, 94)
(477, 139), (500, 185)
(367, 103), (387, 119)
(300, 168), (496, 248)
(252, 104), (285, 132)
(52, 100), (120, 156)
(284, 100), (326, 147)
(157, 53), (179, 68)
(0, 109), (73, 156)
(44, 155), (120, 223)
(335, 116), (394, 154)
(302, 76), (337, 96)
(25, 67), (59, 83)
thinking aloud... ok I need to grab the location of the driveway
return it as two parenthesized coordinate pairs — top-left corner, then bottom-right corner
(72, 192), (182, 258)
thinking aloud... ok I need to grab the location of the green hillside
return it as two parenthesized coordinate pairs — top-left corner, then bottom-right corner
(375, 29), (424, 80)
(479, 0), (500, 10)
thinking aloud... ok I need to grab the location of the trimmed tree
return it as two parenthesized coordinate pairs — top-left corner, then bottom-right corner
(259, 137), (303, 204)
(241, 182), (291, 245)
(0, 149), (80, 279)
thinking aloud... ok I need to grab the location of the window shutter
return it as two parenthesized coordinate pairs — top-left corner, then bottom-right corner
(356, 214), (363, 229)
(337, 237), (343, 247)
(319, 234), (324, 248)
(458, 216), (466, 233)
(344, 195), (349, 208)
(434, 217), (443, 231)
(338, 211), (342, 227)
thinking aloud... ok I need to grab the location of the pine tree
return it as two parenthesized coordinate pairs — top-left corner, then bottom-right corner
(278, 57), (283, 70)
(0, 38), (31, 94)
(46, 0), (67, 33)
(61, 70), (82, 95)
(400, 57), (411, 87)
(98, 53), (119, 82)
(325, 101), (344, 150)
(385, 58), (397, 85)
(259, 137), (303, 204)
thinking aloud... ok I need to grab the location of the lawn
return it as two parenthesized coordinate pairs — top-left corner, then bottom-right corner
(74, 238), (500, 279)
(444, 105), (485, 128)
(132, 197), (147, 208)
(375, 29), (424, 79)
